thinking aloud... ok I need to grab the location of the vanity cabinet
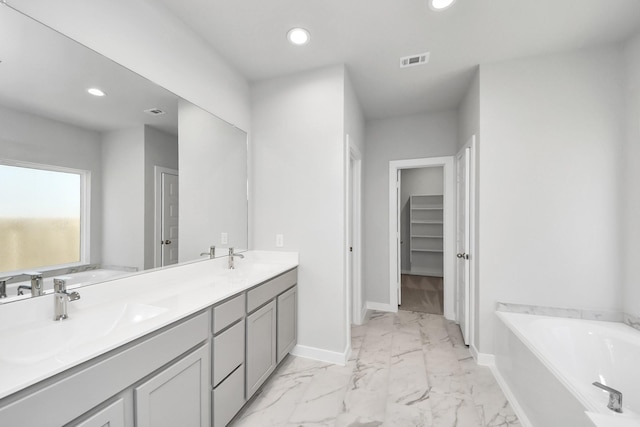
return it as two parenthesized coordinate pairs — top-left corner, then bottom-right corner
(212, 294), (246, 427)
(246, 299), (278, 397)
(0, 311), (211, 427)
(74, 398), (127, 427)
(277, 285), (297, 363)
(135, 343), (210, 427)
(245, 269), (297, 400)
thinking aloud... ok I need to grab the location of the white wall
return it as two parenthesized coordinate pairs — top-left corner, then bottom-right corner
(477, 46), (625, 353)
(251, 65), (349, 359)
(9, 0), (250, 131)
(0, 105), (103, 266)
(143, 126), (178, 270)
(178, 100), (248, 262)
(457, 70), (480, 150)
(622, 33), (640, 317)
(102, 127), (145, 270)
(400, 167), (444, 272)
(363, 111), (458, 305)
(456, 71), (481, 348)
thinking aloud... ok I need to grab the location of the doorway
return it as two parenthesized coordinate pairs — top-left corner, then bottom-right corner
(389, 157), (455, 319)
(399, 166), (445, 314)
(154, 166), (179, 268)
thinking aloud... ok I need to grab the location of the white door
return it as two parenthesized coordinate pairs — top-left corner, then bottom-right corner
(455, 146), (471, 344)
(161, 172), (179, 266)
(396, 170), (402, 305)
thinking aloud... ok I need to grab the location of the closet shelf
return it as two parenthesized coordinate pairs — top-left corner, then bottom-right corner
(409, 194), (444, 277)
(411, 206), (443, 211)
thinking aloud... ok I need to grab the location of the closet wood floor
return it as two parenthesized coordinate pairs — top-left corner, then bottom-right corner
(400, 275), (444, 315)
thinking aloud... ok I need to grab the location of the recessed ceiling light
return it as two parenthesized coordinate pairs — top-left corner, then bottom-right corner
(87, 88), (106, 97)
(287, 28), (310, 46)
(429, 0), (456, 11)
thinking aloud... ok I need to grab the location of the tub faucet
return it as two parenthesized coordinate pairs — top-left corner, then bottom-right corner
(593, 382), (623, 413)
(0, 276), (13, 298)
(228, 247), (245, 269)
(201, 246), (216, 259)
(53, 277), (80, 321)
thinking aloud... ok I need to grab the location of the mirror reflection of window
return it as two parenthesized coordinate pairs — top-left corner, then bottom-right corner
(0, 162), (88, 272)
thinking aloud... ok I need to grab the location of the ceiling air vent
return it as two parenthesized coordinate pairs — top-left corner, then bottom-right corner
(400, 52), (430, 68)
(144, 108), (166, 116)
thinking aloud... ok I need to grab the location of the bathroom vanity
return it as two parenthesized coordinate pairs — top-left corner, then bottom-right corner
(0, 251), (298, 427)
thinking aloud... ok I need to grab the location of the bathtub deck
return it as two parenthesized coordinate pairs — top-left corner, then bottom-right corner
(232, 310), (519, 426)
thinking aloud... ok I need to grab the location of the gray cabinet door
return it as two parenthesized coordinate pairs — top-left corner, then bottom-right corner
(245, 300), (277, 398)
(135, 343), (211, 427)
(277, 286), (297, 363)
(74, 398), (127, 427)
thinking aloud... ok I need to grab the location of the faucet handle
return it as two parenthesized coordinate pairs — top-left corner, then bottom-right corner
(22, 271), (42, 279)
(68, 291), (81, 302)
(53, 276), (72, 293)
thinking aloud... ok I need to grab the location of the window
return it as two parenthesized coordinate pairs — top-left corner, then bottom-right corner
(0, 161), (90, 273)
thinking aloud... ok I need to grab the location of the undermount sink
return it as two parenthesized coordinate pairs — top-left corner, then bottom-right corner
(0, 302), (169, 365)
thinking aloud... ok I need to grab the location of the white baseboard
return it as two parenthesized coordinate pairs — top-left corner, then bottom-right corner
(291, 344), (348, 366)
(474, 349), (495, 367)
(365, 301), (397, 312)
(487, 361), (533, 427)
(356, 306), (369, 325)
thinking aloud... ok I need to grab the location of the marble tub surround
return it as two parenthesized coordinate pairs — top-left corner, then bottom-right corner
(232, 311), (519, 427)
(624, 313), (640, 332)
(0, 250), (298, 400)
(497, 302), (624, 323)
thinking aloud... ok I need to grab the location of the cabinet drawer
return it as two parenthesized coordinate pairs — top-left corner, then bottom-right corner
(213, 365), (245, 427)
(213, 319), (245, 387)
(247, 269), (297, 313)
(213, 293), (245, 334)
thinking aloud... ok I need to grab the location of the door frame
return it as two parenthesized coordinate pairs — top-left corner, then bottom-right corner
(388, 156), (455, 319)
(456, 135), (477, 347)
(345, 135), (364, 328)
(154, 166), (179, 268)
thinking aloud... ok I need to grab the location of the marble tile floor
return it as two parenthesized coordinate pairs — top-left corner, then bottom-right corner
(400, 275), (444, 315)
(231, 311), (519, 427)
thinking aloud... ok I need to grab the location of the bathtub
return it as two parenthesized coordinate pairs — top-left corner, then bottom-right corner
(495, 311), (640, 427)
(2, 268), (131, 301)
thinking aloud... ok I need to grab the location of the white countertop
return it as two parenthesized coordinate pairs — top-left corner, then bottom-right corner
(0, 251), (298, 400)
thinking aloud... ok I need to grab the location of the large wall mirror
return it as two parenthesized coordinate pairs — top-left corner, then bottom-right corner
(0, 5), (248, 303)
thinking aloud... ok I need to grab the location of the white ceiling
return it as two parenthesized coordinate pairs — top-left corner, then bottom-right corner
(155, 0), (640, 119)
(0, 6), (179, 135)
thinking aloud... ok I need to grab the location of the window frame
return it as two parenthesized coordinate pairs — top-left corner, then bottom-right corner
(0, 159), (91, 275)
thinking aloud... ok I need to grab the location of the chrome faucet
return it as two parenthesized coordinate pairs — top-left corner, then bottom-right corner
(201, 245), (216, 259)
(0, 276), (11, 298)
(53, 277), (80, 321)
(228, 247), (245, 269)
(593, 382), (623, 413)
(13, 272), (43, 296)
